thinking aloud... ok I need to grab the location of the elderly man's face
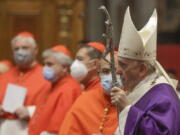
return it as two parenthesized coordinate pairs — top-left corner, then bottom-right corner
(117, 57), (142, 90)
(43, 55), (65, 79)
(12, 39), (37, 67)
(13, 39), (34, 51)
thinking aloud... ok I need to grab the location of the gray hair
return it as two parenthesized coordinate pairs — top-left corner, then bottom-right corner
(42, 50), (73, 67)
(138, 60), (156, 74)
(11, 35), (37, 48)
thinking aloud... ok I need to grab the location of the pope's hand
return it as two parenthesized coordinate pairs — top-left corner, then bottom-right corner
(110, 86), (129, 111)
(15, 106), (30, 120)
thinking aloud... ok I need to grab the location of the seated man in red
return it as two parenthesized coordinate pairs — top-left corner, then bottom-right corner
(28, 45), (83, 135)
(0, 31), (51, 135)
(70, 42), (105, 91)
(59, 52), (121, 135)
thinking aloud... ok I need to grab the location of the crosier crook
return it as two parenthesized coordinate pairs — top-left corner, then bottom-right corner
(99, 5), (122, 120)
(99, 5), (118, 87)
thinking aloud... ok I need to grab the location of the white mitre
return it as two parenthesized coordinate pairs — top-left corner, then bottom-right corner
(118, 7), (176, 89)
(118, 7), (157, 61)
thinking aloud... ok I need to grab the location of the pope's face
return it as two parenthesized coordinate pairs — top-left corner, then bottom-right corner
(117, 57), (142, 90)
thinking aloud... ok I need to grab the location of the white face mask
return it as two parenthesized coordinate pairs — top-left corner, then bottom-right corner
(70, 59), (88, 82)
(13, 49), (33, 65)
(100, 74), (123, 94)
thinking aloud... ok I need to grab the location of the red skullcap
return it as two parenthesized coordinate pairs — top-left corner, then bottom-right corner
(51, 45), (72, 58)
(17, 31), (34, 39)
(86, 42), (105, 53)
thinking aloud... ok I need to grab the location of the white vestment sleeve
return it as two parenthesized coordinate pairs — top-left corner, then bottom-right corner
(118, 105), (131, 135)
(27, 106), (36, 118)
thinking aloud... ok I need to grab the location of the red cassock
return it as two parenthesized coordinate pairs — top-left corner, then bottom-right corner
(28, 75), (83, 135)
(0, 64), (51, 111)
(84, 76), (102, 91)
(0, 64), (51, 135)
(59, 88), (118, 135)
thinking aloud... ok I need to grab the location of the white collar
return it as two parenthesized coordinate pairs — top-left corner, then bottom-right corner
(128, 72), (169, 105)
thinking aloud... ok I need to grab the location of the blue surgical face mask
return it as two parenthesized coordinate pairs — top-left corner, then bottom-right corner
(100, 74), (123, 94)
(43, 66), (58, 82)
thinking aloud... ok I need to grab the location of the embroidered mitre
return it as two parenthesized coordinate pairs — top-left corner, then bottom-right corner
(118, 7), (157, 61)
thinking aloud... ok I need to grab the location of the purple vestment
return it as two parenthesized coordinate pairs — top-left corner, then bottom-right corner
(125, 83), (180, 135)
